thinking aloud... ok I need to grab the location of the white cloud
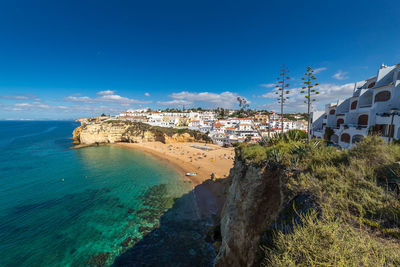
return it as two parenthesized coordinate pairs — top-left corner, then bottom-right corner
(332, 70), (348, 80)
(98, 94), (151, 104)
(157, 99), (193, 106)
(259, 83), (277, 88)
(0, 94), (38, 100)
(66, 96), (93, 102)
(262, 83), (354, 113)
(66, 93), (151, 104)
(144, 92), (150, 97)
(37, 104), (50, 109)
(97, 90), (115, 95)
(13, 102), (50, 109)
(15, 103), (32, 107)
(162, 91), (246, 108)
(313, 67), (327, 74)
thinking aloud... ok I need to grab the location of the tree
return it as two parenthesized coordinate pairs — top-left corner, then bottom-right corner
(237, 97), (250, 118)
(216, 107), (226, 118)
(276, 64), (290, 134)
(237, 97), (249, 110)
(301, 66), (320, 136)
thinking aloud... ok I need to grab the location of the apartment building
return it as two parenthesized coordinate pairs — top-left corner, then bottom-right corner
(311, 63), (400, 148)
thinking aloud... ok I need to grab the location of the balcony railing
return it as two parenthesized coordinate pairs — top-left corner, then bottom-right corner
(359, 104), (372, 108)
(345, 123), (368, 129)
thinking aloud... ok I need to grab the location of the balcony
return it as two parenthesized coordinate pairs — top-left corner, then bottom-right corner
(358, 104), (372, 108)
(346, 123), (368, 130)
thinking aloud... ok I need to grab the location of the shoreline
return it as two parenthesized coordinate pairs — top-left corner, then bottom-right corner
(114, 141), (235, 218)
(114, 142), (234, 186)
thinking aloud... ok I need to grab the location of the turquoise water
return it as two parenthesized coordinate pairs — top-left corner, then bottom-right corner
(0, 121), (198, 266)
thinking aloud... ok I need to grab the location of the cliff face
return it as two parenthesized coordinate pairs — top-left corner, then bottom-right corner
(215, 157), (283, 267)
(72, 120), (210, 145)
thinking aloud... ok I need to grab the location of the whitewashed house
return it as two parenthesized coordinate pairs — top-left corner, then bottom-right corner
(311, 63), (400, 148)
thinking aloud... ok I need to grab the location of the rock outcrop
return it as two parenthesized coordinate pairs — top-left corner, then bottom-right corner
(72, 120), (211, 145)
(215, 156), (283, 267)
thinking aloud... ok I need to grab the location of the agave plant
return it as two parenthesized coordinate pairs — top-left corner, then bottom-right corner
(269, 148), (286, 164)
(268, 130), (308, 146)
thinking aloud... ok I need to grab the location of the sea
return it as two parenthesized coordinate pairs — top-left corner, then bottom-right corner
(0, 121), (215, 267)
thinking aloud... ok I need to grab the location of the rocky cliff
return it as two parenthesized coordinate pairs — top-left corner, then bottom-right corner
(214, 155), (284, 267)
(72, 120), (211, 145)
(214, 150), (319, 267)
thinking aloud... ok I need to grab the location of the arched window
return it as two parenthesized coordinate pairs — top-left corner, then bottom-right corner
(341, 133), (350, 143)
(351, 100), (358, 110)
(374, 91), (391, 102)
(337, 118), (344, 128)
(368, 82), (376, 88)
(329, 109), (335, 115)
(358, 114), (368, 126)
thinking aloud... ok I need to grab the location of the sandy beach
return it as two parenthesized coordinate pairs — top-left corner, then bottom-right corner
(115, 142), (235, 218)
(115, 142), (234, 185)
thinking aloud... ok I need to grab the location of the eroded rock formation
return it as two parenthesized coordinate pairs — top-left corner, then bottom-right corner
(72, 120), (211, 145)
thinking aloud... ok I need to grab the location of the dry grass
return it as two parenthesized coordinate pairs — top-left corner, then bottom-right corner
(237, 135), (400, 266)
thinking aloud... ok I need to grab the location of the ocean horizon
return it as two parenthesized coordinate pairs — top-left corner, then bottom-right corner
(0, 121), (214, 266)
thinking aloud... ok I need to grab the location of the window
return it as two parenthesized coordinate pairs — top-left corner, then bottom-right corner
(358, 114), (368, 126)
(352, 135), (363, 144)
(341, 133), (350, 143)
(337, 118), (344, 128)
(329, 109), (335, 115)
(368, 82), (376, 88)
(351, 100), (358, 110)
(374, 91), (391, 102)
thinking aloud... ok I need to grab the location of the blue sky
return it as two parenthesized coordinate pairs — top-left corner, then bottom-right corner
(0, 0), (400, 119)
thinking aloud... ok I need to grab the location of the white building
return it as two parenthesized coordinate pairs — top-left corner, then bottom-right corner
(269, 118), (298, 132)
(310, 63), (400, 148)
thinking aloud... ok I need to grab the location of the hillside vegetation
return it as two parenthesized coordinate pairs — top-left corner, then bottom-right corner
(235, 133), (400, 266)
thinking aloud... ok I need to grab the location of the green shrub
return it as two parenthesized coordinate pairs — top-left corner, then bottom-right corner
(236, 143), (267, 164)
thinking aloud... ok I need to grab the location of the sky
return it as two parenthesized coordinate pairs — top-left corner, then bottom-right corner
(0, 0), (400, 119)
